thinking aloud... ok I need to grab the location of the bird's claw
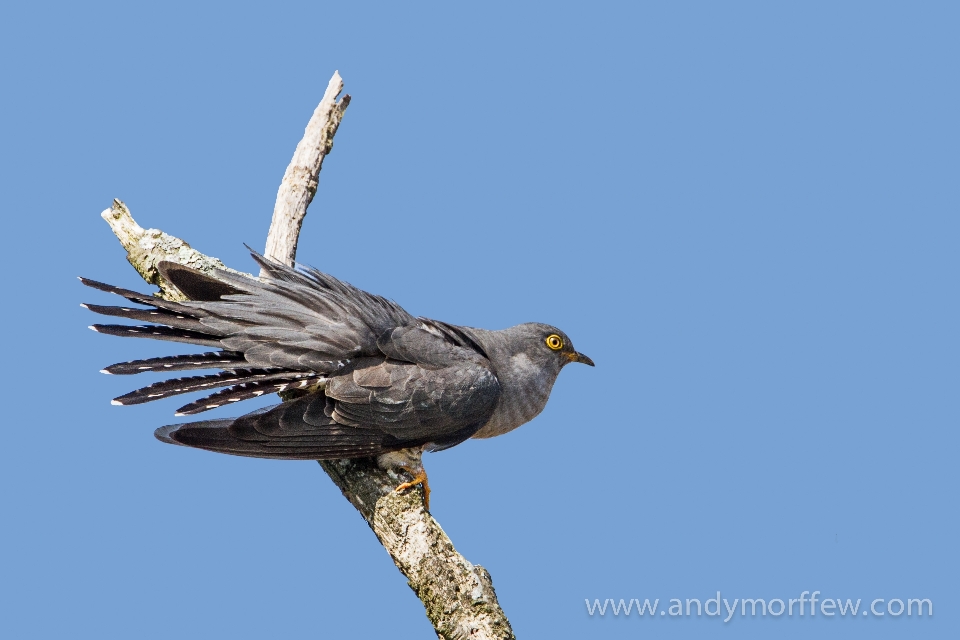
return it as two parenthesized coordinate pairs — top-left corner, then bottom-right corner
(395, 466), (431, 510)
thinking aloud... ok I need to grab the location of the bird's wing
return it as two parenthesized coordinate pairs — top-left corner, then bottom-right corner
(327, 325), (501, 447)
(157, 329), (502, 458)
(156, 395), (391, 459)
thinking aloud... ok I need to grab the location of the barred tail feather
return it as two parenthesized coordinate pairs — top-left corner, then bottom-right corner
(89, 324), (224, 348)
(111, 369), (310, 406)
(102, 351), (246, 375)
(81, 302), (208, 333)
(78, 277), (198, 313)
(174, 376), (325, 416)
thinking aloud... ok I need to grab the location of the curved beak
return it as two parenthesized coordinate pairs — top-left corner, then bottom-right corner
(567, 351), (595, 367)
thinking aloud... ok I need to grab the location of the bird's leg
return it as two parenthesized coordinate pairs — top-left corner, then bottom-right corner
(378, 448), (430, 510)
(395, 466), (431, 510)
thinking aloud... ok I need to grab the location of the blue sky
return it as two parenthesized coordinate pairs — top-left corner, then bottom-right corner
(1, 2), (956, 638)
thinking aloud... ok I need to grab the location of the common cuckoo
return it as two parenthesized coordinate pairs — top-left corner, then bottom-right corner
(82, 252), (593, 507)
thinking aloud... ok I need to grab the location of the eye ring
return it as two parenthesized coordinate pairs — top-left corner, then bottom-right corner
(545, 334), (564, 351)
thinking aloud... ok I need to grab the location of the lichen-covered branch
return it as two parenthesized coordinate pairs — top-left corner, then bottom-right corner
(100, 71), (515, 639)
(100, 199), (244, 301)
(320, 458), (514, 640)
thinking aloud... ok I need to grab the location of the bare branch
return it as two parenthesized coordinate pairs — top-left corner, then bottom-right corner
(262, 70), (351, 271)
(100, 72), (515, 639)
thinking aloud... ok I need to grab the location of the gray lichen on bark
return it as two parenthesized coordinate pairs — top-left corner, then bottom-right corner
(100, 199), (244, 301)
(321, 458), (515, 639)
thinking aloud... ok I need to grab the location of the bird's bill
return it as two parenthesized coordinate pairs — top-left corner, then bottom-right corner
(568, 351), (595, 366)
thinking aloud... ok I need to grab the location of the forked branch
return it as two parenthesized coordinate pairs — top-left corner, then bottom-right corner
(99, 71), (514, 640)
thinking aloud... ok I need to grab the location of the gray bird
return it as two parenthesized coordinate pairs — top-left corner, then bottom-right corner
(82, 252), (593, 507)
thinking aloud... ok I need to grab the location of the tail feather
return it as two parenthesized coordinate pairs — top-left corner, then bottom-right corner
(102, 351), (246, 375)
(79, 277), (198, 314)
(111, 369), (301, 406)
(81, 303), (209, 333)
(174, 375), (324, 416)
(89, 324), (224, 348)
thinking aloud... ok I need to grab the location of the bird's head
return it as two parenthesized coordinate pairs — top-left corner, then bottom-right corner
(467, 322), (594, 438)
(505, 322), (594, 375)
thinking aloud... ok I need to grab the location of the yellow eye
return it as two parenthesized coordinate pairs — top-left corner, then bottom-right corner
(545, 334), (563, 351)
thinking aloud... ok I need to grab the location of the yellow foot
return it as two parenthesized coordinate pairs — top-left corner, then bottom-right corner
(395, 466), (431, 510)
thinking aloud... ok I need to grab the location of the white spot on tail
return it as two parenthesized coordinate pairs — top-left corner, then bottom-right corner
(100, 369), (112, 375)
(111, 400), (123, 405)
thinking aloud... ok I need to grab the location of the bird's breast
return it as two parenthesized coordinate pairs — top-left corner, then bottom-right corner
(471, 353), (557, 439)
